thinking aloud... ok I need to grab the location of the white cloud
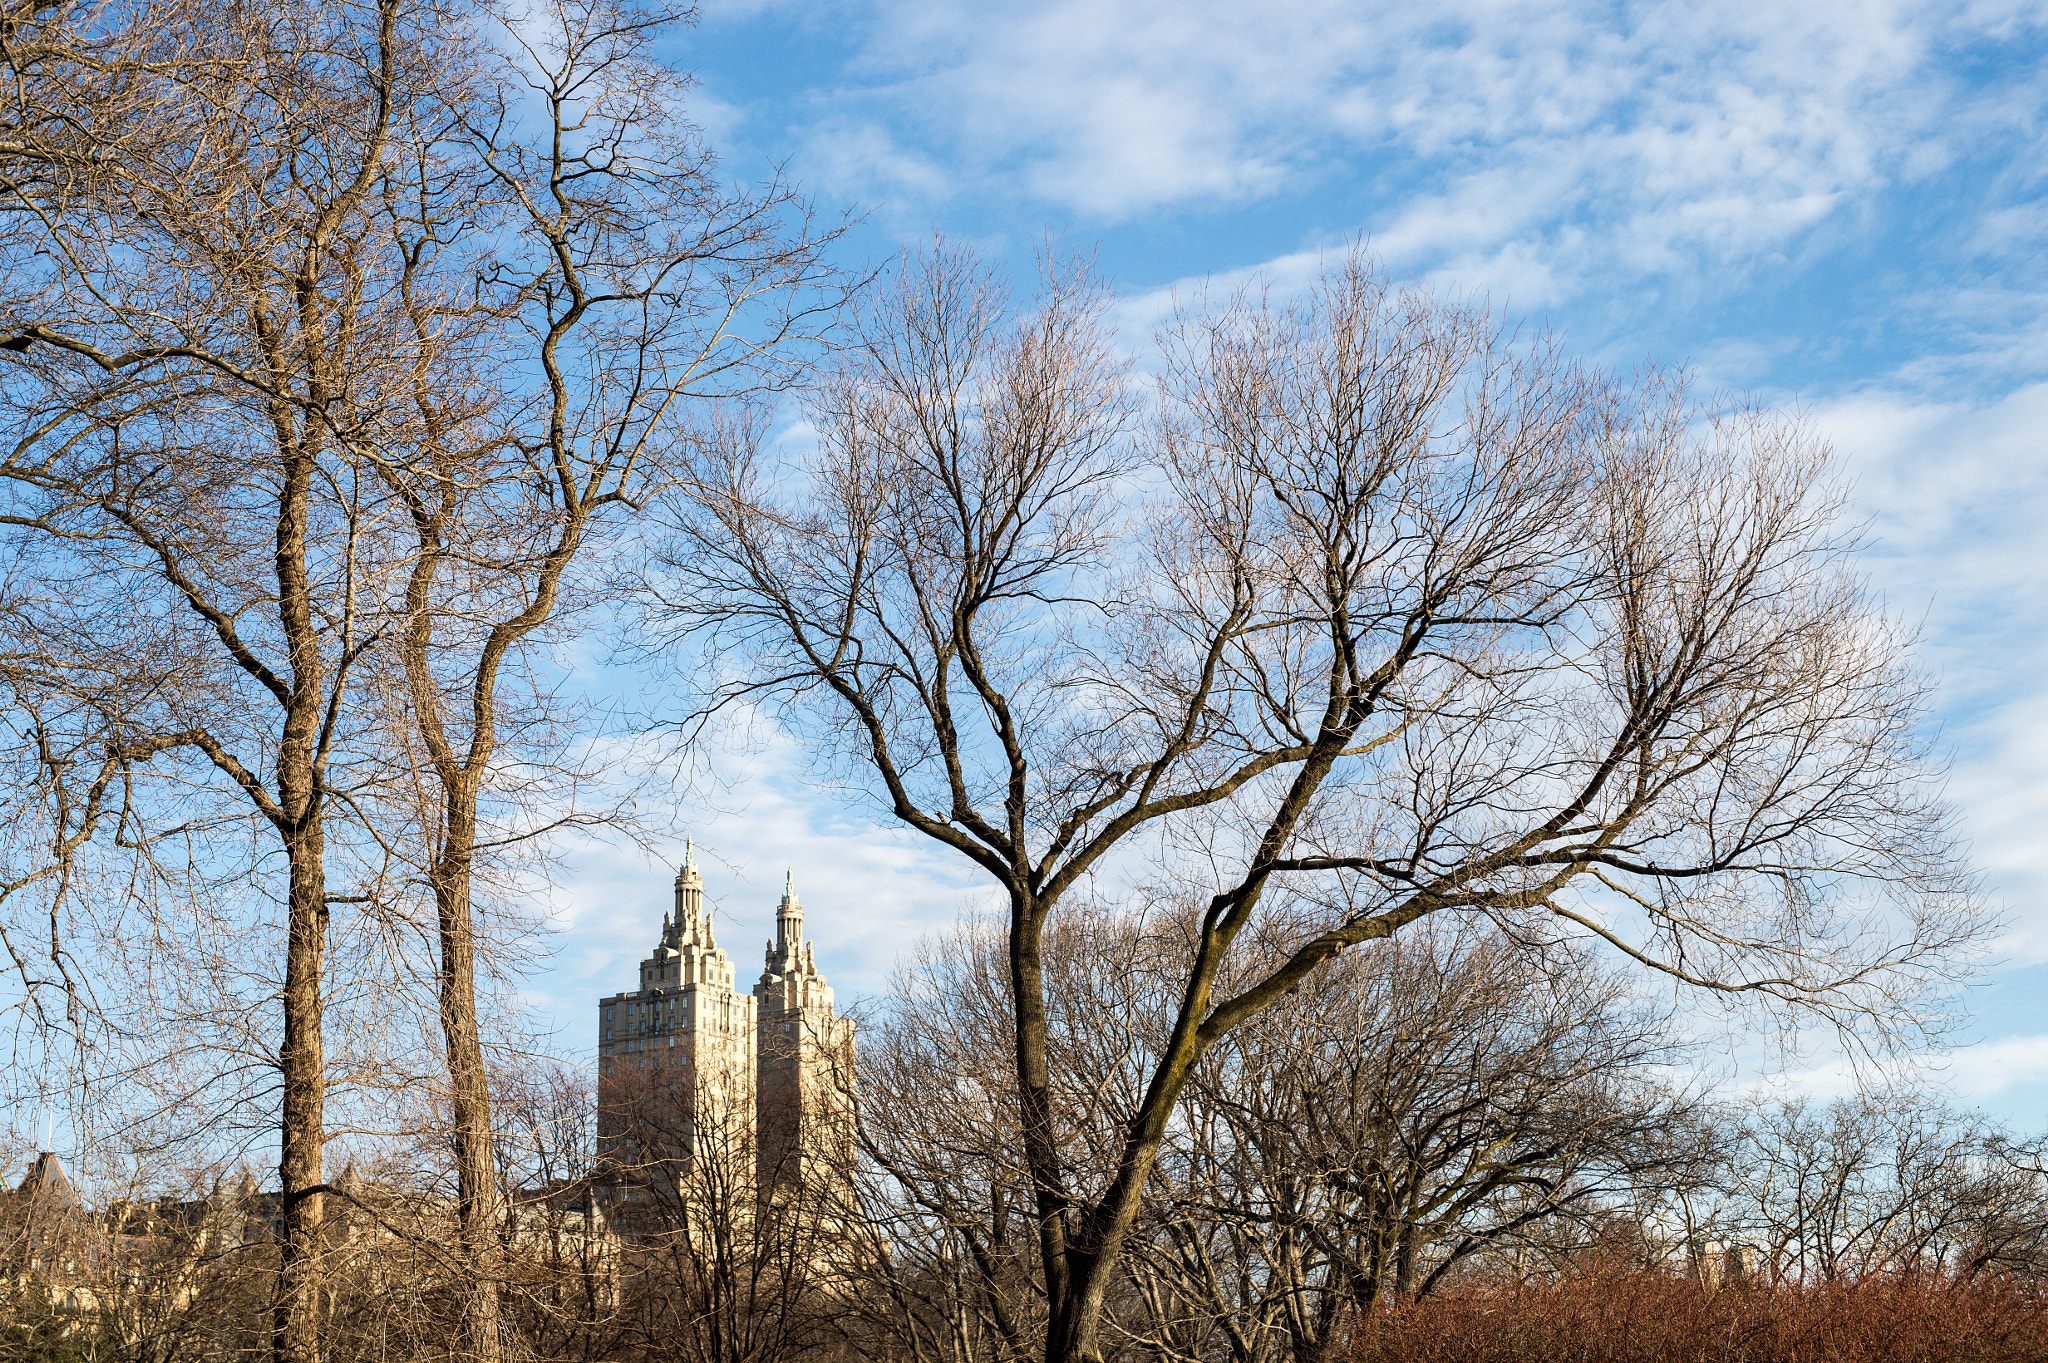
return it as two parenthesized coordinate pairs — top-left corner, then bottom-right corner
(769, 0), (2040, 261)
(516, 717), (987, 1049)
(797, 117), (957, 209)
(1941, 1034), (2048, 1098)
(1811, 383), (2048, 960)
(1757, 1033), (2048, 1107)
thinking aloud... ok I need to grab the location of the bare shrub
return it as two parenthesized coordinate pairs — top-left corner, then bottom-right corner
(1354, 1263), (2048, 1363)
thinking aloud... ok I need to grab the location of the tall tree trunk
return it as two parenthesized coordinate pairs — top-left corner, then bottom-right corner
(1393, 1225), (1418, 1299)
(434, 805), (505, 1363)
(277, 833), (328, 1363)
(1009, 896), (1074, 1357)
(271, 410), (330, 1363)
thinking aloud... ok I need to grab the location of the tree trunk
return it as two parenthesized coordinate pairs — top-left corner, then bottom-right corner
(272, 407), (330, 1363)
(435, 811), (506, 1363)
(1393, 1225), (1418, 1299)
(1008, 895), (1075, 1358)
(276, 820), (327, 1363)
(1046, 1169), (1163, 1363)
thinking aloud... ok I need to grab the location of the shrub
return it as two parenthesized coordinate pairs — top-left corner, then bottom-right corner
(1352, 1265), (2048, 1363)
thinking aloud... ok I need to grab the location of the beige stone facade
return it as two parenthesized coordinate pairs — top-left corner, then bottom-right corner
(595, 850), (854, 1203)
(754, 870), (857, 1201)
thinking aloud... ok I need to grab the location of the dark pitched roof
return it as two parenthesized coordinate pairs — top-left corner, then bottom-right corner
(16, 1152), (81, 1215)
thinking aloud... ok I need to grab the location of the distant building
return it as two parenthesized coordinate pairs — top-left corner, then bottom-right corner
(595, 848), (855, 1205)
(1, 1151), (105, 1315)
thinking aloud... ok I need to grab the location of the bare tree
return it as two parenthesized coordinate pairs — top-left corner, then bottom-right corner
(0, 0), (223, 218)
(0, 0), (262, 1129)
(854, 910), (1710, 1363)
(0, 3), (446, 1358)
(351, 3), (847, 1355)
(1720, 1090), (2047, 1284)
(1127, 923), (1714, 1363)
(647, 240), (1986, 1363)
(496, 1061), (626, 1363)
(2, 1), (845, 1357)
(853, 920), (1065, 1363)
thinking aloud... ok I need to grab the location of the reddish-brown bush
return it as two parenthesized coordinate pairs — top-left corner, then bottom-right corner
(1352, 1266), (2048, 1363)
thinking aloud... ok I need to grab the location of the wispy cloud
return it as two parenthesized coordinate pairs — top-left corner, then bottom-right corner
(517, 715), (986, 1042)
(1773, 1032), (2048, 1106)
(758, 0), (2041, 290)
(1807, 383), (2048, 959)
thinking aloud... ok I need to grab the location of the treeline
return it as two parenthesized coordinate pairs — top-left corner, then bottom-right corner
(848, 917), (2048, 1363)
(7, 918), (2048, 1363)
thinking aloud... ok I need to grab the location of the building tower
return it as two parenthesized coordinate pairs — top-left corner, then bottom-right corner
(596, 843), (757, 1176)
(753, 872), (856, 1202)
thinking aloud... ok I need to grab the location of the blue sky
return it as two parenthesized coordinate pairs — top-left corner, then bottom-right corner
(528, 0), (2048, 1125)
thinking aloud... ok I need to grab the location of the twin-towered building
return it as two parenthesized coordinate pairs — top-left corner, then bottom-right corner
(595, 847), (854, 1200)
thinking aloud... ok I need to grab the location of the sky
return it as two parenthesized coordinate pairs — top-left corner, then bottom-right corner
(525, 0), (2048, 1127)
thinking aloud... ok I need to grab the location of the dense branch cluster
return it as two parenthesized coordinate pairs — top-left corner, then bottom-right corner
(651, 239), (1986, 1361)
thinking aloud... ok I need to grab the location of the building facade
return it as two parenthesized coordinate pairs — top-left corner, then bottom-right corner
(595, 849), (854, 1201)
(754, 869), (856, 1200)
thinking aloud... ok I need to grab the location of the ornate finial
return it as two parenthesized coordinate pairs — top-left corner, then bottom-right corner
(783, 868), (795, 901)
(684, 837), (695, 873)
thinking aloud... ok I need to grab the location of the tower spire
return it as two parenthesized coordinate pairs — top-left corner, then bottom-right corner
(771, 866), (805, 970)
(673, 839), (707, 944)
